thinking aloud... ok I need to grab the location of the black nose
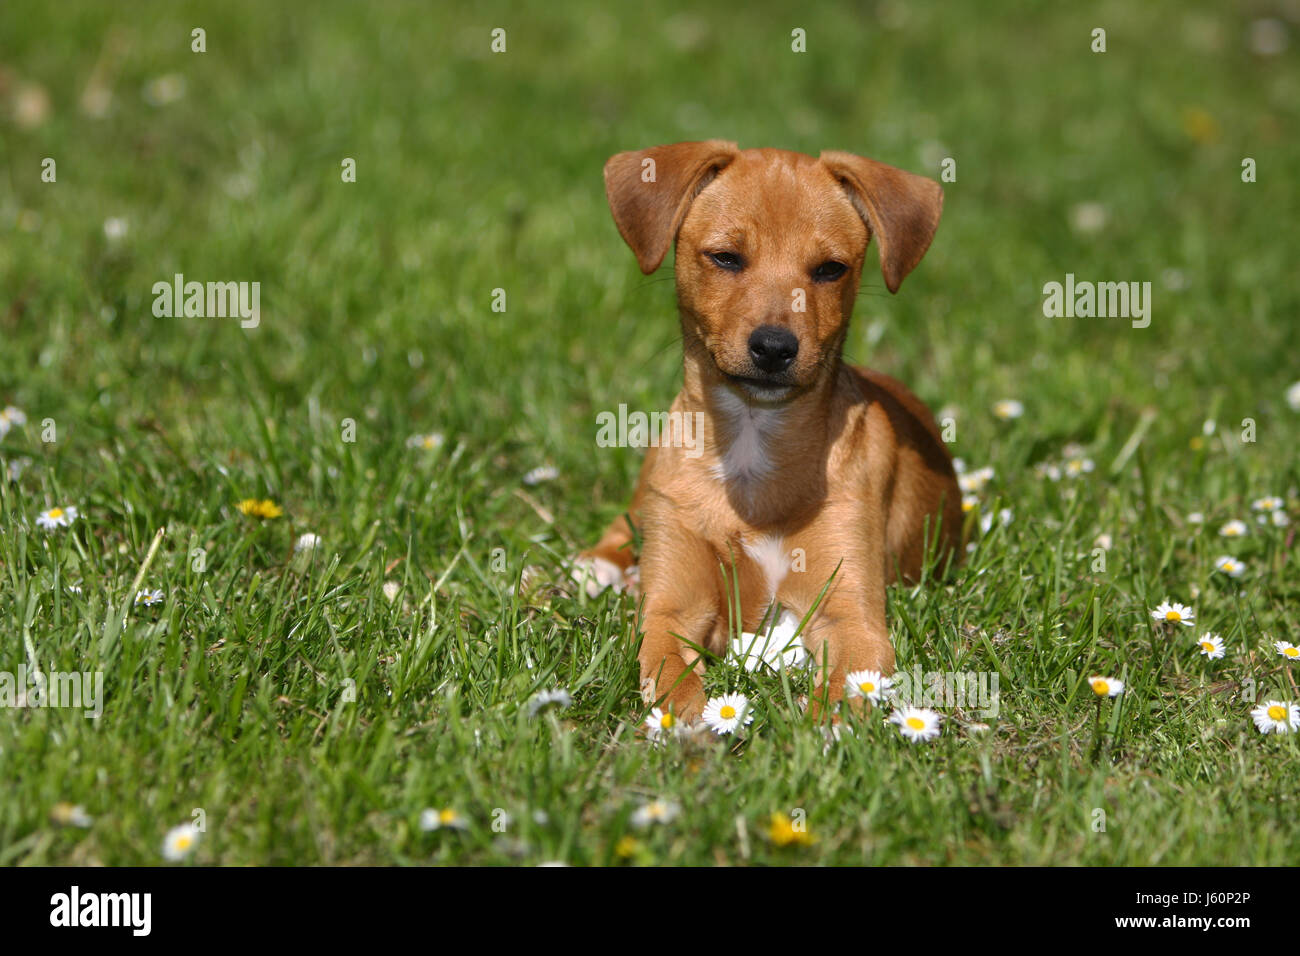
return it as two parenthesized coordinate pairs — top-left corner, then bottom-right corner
(747, 325), (798, 374)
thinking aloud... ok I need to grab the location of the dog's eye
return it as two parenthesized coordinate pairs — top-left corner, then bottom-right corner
(812, 261), (848, 282)
(705, 251), (744, 272)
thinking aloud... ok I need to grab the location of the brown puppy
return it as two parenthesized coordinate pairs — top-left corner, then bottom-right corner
(581, 141), (961, 721)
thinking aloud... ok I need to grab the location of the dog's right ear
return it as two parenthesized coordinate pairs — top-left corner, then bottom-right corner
(604, 140), (739, 274)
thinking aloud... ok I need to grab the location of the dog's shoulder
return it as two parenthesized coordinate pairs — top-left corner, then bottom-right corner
(843, 365), (951, 465)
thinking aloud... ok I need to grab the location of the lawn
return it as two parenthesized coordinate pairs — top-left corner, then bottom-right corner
(1, 0), (1298, 865)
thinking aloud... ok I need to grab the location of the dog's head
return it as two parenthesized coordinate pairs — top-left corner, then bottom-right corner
(604, 141), (942, 403)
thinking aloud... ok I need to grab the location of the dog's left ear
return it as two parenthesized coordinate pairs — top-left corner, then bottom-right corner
(818, 151), (943, 294)
(604, 140), (740, 274)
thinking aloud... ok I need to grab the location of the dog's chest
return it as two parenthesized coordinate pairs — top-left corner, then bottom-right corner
(708, 387), (785, 485)
(741, 532), (791, 597)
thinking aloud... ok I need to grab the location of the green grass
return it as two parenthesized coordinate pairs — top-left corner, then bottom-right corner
(1, 0), (1298, 865)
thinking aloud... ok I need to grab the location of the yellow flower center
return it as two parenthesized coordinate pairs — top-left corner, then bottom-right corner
(1165, 610), (1180, 621)
(1268, 705), (1287, 721)
(1201, 642), (1214, 652)
(1091, 680), (1108, 695)
(859, 682), (875, 693)
(175, 835), (192, 851)
(660, 713), (674, 728)
(719, 705), (736, 719)
(48, 508), (64, 519)
(439, 809), (457, 824)
(423, 437), (436, 448)
(1286, 647), (1299, 659)
(905, 716), (925, 730)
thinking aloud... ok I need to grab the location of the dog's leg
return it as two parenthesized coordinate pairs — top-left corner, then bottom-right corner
(791, 504), (894, 720)
(635, 524), (719, 722)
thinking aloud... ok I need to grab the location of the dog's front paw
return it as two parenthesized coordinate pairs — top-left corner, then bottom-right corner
(569, 554), (640, 598)
(640, 668), (706, 724)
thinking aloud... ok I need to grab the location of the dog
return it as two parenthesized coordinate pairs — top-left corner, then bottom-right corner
(579, 141), (962, 722)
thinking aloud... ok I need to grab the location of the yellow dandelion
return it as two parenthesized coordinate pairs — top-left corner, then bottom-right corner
(236, 498), (284, 519)
(767, 812), (814, 847)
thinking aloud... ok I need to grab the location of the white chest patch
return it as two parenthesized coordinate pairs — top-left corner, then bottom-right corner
(710, 387), (783, 485)
(743, 534), (789, 599)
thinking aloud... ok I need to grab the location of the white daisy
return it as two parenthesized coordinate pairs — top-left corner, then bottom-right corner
(1251, 496), (1284, 512)
(1274, 641), (1300, 662)
(294, 532), (321, 552)
(134, 588), (164, 607)
(844, 669), (893, 704)
(419, 807), (469, 831)
(1288, 381), (1300, 412)
(1063, 457), (1095, 478)
(36, 506), (78, 530)
(962, 493), (979, 514)
(162, 822), (200, 861)
(701, 693), (753, 734)
(1250, 700), (1300, 735)
(992, 399), (1023, 420)
(0, 406), (26, 437)
(406, 432), (445, 451)
(528, 688), (573, 717)
(631, 799), (680, 828)
(50, 803), (94, 828)
(1272, 511), (1290, 528)
(644, 707), (682, 740)
(958, 466), (995, 493)
(522, 465), (559, 486)
(142, 73), (186, 107)
(1214, 555), (1245, 578)
(1089, 675), (1124, 697)
(889, 706), (942, 742)
(1070, 201), (1107, 234)
(1196, 634), (1226, 660)
(1186, 512), (1205, 525)
(1034, 461), (1062, 482)
(1218, 519), (1248, 538)
(103, 217), (128, 241)
(1151, 600), (1195, 627)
